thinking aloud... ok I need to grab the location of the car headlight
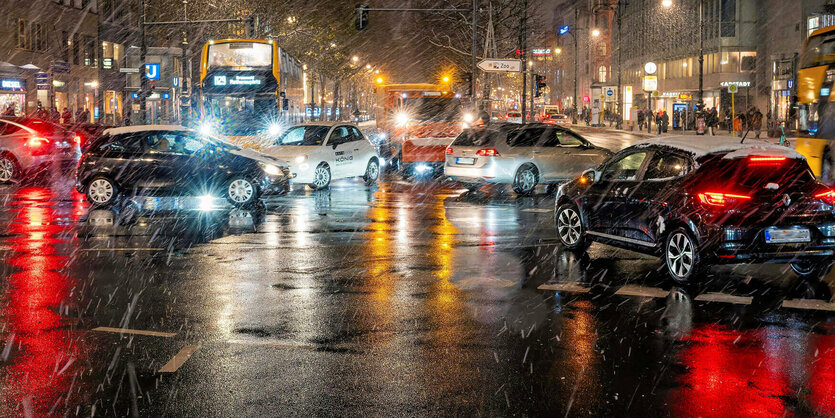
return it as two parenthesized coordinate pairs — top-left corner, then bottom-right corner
(262, 163), (281, 176)
(199, 123), (214, 136)
(395, 112), (409, 127)
(295, 155), (307, 164)
(463, 112), (474, 123)
(268, 124), (282, 136)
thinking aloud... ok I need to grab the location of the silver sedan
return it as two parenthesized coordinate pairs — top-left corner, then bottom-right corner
(444, 123), (613, 194)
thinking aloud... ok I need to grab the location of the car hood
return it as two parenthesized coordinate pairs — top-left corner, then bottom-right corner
(226, 146), (289, 168)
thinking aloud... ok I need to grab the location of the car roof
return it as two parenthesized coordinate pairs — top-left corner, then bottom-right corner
(102, 125), (191, 136)
(633, 136), (804, 160)
(293, 121), (357, 128)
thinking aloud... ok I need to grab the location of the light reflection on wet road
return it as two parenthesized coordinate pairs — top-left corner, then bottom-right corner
(0, 129), (833, 415)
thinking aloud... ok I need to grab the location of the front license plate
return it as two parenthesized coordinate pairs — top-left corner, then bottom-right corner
(456, 157), (475, 165)
(764, 227), (811, 244)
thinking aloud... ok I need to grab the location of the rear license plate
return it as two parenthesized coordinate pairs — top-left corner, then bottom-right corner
(456, 157), (475, 165)
(56, 142), (70, 149)
(764, 227), (811, 244)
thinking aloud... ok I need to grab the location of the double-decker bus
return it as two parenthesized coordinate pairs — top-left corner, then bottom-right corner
(795, 25), (835, 183)
(199, 39), (304, 146)
(375, 83), (466, 177)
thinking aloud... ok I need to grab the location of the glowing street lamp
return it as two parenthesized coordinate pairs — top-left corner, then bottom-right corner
(591, 29), (601, 37)
(662, 0), (673, 7)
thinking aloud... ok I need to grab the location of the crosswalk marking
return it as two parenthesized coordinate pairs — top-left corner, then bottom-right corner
(520, 208), (552, 213)
(158, 345), (200, 373)
(694, 292), (753, 305)
(91, 327), (177, 338)
(537, 283), (590, 293)
(782, 299), (835, 312)
(614, 284), (670, 298)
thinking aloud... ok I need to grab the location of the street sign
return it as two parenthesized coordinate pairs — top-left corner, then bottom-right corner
(642, 76), (658, 92)
(52, 61), (70, 74)
(145, 64), (160, 80)
(728, 84), (738, 94)
(34, 72), (49, 83)
(119, 67), (140, 73)
(477, 59), (522, 73)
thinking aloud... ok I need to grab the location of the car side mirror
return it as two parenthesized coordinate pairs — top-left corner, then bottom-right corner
(581, 169), (598, 184)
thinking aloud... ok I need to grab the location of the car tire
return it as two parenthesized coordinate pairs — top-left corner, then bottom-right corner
(821, 147), (835, 185)
(0, 154), (19, 183)
(664, 227), (702, 284)
(556, 203), (589, 251)
(512, 164), (538, 195)
(790, 258), (835, 281)
(363, 159), (379, 186)
(86, 176), (120, 207)
(310, 163), (331, 190)
(226, 177), (259, 207)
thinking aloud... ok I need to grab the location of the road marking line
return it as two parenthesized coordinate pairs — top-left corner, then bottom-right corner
(614, 285), (669, 298)
(91, 327), (176, 338)
(537, 283), (591, 293)
(520, 208), (552, 213)
(79, 248), (166, 252)
(781, 299), (835, 312)
(226, 339), (319, 350)
(694, 292), (753, 305)
(158, 345), (199, 373)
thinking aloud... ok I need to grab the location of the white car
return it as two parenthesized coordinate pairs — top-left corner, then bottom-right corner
(261, 122), (381, 190)
(506, 111), (523, 124)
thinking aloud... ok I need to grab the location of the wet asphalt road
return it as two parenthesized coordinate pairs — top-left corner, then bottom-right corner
(1, 130), (835, 416)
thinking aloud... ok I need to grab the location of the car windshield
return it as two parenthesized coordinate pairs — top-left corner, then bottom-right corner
(276, 125), (329, 146)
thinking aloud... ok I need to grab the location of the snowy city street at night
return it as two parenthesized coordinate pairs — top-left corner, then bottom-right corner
(2, 0), (835, 416)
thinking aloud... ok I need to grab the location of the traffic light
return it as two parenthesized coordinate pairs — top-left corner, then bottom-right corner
(355, 4), (369, 30)
(245, 15), (257, 37)
(534, 74), (547, 98)
(461, 72), (473, 96)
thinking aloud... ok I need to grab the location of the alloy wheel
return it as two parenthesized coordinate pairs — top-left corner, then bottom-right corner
(557, 208), (582, 245)
(517, 169), (536, 192)
(667, 232), (694, 279)
(366, 161), (379, 181)
(0, 157), (14, 182)
(88, 179), (114, 204)
(228, 179), (254, 203)
(313, 166), (330, 188)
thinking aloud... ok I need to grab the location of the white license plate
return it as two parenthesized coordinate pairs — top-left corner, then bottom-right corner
(764, 227), (811, 244)
(456, 157), (475, 165)
(56, 142), (70, 149)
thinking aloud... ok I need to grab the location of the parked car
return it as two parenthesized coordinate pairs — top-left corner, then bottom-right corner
(0, 117), (80, 182)
(544, 113), (571, 126)
(260, 122), (381, 190)
(554, 136), (835, 283)
(76, 125), (290, 207)
(505, 111), (523, 124)
(444, 123), (613, 195)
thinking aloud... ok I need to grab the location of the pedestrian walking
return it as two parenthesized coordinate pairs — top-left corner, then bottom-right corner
(752, 108), (763, 138)
(656, 111), (663, 135)
(724, 108), (732, 133)
(661, 110), (670, 133)
(61, 107), (72, 124)
(637, 110), (645, 132)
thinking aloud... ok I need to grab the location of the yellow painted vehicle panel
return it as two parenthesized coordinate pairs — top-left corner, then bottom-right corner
(794, 136), (828, 176)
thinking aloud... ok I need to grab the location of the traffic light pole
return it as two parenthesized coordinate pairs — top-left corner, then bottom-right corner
(520, 0), (527, 123)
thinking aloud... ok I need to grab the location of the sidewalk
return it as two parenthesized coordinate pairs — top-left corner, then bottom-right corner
(572, 123), (781, 141)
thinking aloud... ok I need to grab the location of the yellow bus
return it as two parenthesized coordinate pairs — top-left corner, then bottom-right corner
(795, 25), (835, 183)
(199, 39), (304, 144)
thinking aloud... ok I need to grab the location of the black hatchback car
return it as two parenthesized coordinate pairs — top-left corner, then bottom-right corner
(76, 125), (290, 207)
(555, 136), (835, 283)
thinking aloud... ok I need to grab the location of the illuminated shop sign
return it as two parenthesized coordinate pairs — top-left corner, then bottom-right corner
(1, 79), (23, 91)
(720, 81), (751, 87)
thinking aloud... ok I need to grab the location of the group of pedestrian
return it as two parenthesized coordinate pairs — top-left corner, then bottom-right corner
(28, 101), (89, 124)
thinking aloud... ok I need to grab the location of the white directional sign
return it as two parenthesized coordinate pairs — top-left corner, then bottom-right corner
(477, 59), (522, 73)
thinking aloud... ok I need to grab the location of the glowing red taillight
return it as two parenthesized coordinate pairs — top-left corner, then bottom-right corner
(476, 148), (500, 157)
(445, 147), (454, 154)
(73, 134), (82, 144)
(697, 192), (751, 207)
(816, 190), (835, 205)
(748, 156), (787, 165)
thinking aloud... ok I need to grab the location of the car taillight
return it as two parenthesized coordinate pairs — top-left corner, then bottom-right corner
(73, 134), (82, 144)
(697, 192), (751, 207)
(25, 136), (50, 155)
(476, 148), (500, 157)
(748, 156), (787, 165)
(816, 190), (835, 205)
(445, 147), (454, 154)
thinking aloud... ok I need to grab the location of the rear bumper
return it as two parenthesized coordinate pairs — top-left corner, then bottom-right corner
(707, 222), (835, 263)
(444, 160), (514, 183)
(401, 137), (455, 162)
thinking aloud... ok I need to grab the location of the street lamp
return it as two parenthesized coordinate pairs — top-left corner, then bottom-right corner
(352, 56), (359, 62)
(591, 29), (600, 37)
(662, 0), (673, 7)
(554, 47), (562, 54)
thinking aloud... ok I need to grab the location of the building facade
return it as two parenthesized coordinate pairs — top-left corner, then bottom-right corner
(0, 0), (99, 119)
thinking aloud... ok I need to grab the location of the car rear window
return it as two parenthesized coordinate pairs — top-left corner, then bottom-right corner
(451, 129), (501, 147)
(697, 156), (816, 191)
